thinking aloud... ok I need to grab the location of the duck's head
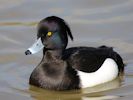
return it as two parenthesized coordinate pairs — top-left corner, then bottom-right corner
(25, 16), (73, 55)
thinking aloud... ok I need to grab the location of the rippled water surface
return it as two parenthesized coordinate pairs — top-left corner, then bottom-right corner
(0, 0), (133, 100)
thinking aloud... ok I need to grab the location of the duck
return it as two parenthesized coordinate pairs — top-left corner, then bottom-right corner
(25, 16), (124, 90)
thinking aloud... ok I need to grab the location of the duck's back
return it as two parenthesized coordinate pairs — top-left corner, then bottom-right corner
(63, 46), (124, 73)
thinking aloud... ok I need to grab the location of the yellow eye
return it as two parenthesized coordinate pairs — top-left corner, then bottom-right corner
(47, 32), (53, 37)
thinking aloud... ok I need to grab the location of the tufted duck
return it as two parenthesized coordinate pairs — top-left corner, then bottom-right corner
(25, 16), (124, 90)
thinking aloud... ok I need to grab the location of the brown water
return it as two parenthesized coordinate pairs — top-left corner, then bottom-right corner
(0, 0), (133, 100)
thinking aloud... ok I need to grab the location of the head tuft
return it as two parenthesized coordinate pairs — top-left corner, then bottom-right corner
(42, 16), (73, 41)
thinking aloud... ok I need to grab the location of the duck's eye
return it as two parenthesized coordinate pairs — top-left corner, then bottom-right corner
(47, 32), (53, 37)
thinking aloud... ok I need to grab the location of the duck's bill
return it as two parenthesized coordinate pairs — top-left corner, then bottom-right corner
(25, 38), (44, 55)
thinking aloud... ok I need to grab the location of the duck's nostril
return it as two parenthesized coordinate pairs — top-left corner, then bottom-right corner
(25, 50), (31, 55)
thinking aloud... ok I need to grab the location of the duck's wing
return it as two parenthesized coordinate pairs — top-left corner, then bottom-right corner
(62, 46), (124, 73)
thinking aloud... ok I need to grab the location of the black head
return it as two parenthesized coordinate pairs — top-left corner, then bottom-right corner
(37, 16), (73, 50)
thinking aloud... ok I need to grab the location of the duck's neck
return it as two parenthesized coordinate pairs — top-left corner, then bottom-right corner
(42, 49), (63, 62)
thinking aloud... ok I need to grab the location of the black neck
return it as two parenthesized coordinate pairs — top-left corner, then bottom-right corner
(43, 48), (63, 62)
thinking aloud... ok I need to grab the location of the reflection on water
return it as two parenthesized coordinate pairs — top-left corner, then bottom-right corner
(0, 0), (133, 100)
(28, 77), (122, 100)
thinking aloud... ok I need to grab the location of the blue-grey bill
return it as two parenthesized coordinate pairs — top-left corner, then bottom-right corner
(25, 38), (44, 55)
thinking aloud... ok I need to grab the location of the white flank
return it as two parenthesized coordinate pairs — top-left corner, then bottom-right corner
(77, 58), (118, 88)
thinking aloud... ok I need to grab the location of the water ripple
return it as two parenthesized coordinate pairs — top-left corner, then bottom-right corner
(0, 22), (37, 26)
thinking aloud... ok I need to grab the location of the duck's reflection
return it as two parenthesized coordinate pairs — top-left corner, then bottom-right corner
(29, 76), (123, 100)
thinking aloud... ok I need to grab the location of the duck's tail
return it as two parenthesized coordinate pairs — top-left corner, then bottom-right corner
(112, 51), (124, 73)
(99, 45), (124, 73)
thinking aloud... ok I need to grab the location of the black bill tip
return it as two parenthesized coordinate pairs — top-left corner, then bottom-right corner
(25, 50), (31, 55)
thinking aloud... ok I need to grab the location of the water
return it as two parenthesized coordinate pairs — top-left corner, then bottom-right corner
(0, 0), (133, 100)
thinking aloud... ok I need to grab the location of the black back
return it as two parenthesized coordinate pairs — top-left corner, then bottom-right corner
(62, 46), (124, 73)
